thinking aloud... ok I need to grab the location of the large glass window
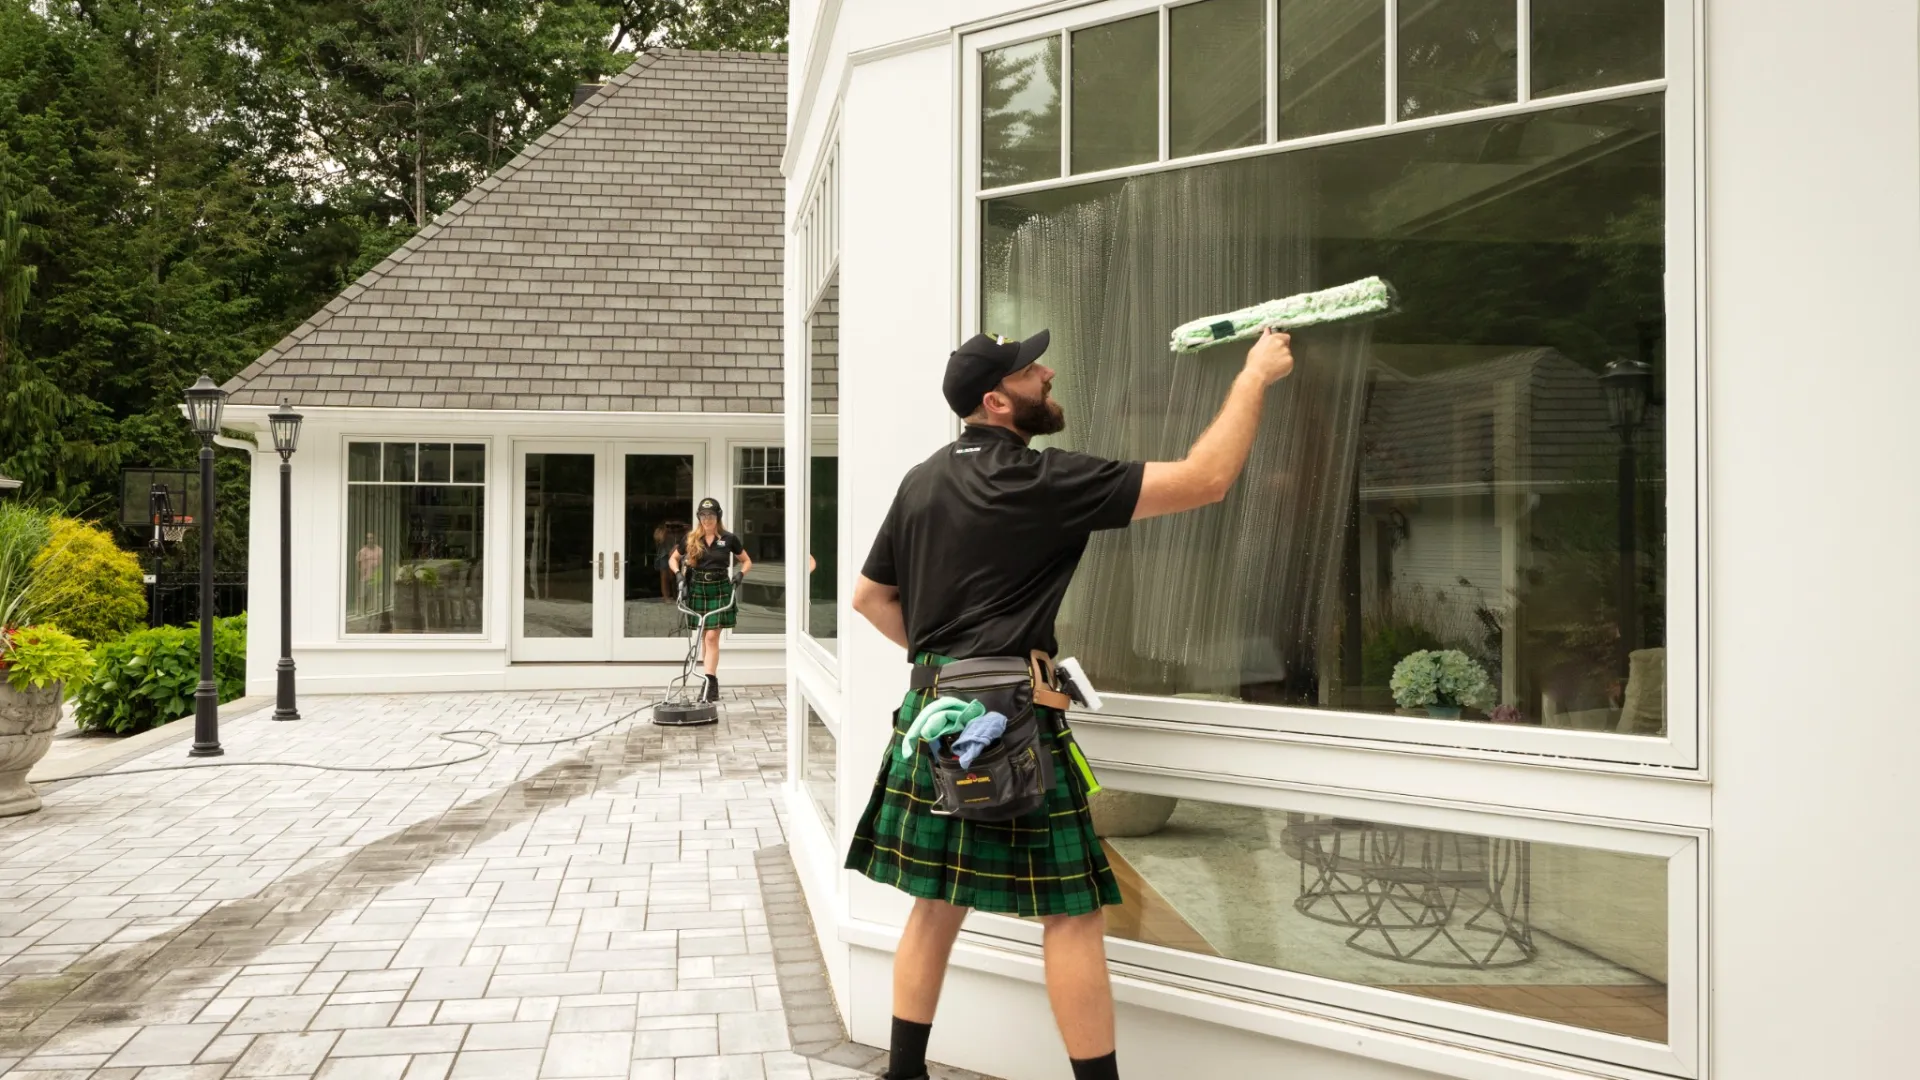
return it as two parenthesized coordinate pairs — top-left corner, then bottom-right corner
(734, 447), (786, 634)
(802, 704), (837, 839)
(1072, 14), (1161, 174)
(1169, 0), (1267, 158)
(347, 441), (486, 635)
(982, 36), (1063, 188)
(985, 92), (1668, 736)
(806, 274), (840, 652)
(1093, 788), (1671, 1044)
(1279, 0), (1386, 138)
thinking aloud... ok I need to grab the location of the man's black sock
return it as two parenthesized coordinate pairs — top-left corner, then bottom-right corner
(1070, 1051), (1120, 1080)
(885, 1016), (933, 1079)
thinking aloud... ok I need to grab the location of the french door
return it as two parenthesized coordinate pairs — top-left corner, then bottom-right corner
(512, 441), (704, 662)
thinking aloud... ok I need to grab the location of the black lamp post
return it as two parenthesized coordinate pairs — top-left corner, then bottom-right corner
(269, 399), (303, 721)
(1599, 358), (1653, 672)
(184, 375), (227, 757)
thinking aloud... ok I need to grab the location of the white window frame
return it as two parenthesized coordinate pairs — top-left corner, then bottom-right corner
(795, 135), (844, 677)
(966, 767), (1703, 1078)
(728, 441), (792, 640)
(959, 0), (1703, 774)
(339, 435), (492, 641)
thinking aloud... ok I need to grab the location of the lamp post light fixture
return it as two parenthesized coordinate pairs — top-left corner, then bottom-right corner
(184, 374), (227, 757)
(269, 399), (304, 721)
(1599, 358), (1654, 672)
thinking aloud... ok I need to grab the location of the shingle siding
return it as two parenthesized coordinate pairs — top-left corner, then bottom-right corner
(225, 50), (787, 413)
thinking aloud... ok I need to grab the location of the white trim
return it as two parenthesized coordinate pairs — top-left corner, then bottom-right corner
(1157, 5), (1170, 162)
(980, 77), (1667, 199)
(1059, 30), (1073, 180)
(783, 0), (846, 177)
(1384, 0), (1399, 124)
(785, 29), (955, 179)
(840, 920), (1688, 1080)
(1264, 0), (1278, 144)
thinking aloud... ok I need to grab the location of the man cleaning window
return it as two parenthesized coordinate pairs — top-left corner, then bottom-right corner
(846, 324), (1297, 1080)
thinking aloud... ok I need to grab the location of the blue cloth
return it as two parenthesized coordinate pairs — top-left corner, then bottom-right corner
(950, 711), (1009, 768)
(899, 697), (985, 760)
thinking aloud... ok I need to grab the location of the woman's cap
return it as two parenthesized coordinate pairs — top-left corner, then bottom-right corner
(697, 497), (722, 517)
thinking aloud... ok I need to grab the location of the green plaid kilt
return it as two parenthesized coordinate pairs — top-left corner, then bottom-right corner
(683, 574), (737, 630)
(843, 654), (1122, 917)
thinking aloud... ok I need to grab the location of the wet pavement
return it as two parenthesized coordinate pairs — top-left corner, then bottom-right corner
(0, 689), (892, 1080)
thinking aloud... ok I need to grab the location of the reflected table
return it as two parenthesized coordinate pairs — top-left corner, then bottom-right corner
(1286, 815), (1536, 970)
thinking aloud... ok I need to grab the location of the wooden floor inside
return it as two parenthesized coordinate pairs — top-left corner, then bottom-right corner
(1101, 842), (1668, 1043)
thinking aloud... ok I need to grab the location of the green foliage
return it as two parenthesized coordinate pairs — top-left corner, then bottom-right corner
(1389, 649), (1493, 712)
(1360, 621), (1445, 689)
(2, 623), (92, 695)
(25, 516), (144, 643)
(73, 613), (246, 734)
(0, 500), (52, 629)
(0, 0), (785, 564)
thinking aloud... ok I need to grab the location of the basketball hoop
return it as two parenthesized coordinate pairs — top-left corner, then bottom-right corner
(162, 525), (187, 545)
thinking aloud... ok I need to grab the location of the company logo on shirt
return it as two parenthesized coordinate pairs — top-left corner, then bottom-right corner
(955, 447), (982, 455)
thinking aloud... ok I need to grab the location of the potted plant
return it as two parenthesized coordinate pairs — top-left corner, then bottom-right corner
(0, 625), (92, 815)
(1390, 649), (1494, 720)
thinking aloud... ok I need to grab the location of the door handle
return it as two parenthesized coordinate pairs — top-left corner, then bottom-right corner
(613, 552), (621, 579)
(597, 551), (604, 579)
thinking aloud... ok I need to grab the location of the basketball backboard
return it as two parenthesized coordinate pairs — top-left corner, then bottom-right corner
(119, 467), (201, 530)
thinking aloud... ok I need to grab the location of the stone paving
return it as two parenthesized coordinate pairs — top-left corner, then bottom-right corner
(0, 690), (984, 1080)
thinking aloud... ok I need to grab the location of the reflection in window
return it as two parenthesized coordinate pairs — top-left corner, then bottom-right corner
(1398, 0), (1517, 120)
(1170, 0), (1266, 158)
(347, 442), (486, 635)
(803, 705), (837, 838)
(1072, 14), (1160, 174)
(807, 274), (840, 652)
(1279, 0), (1386, 138)
(1531, 0), (1664, 98)
(1092, 791), (1669, 1042)
(982, 36), (1062, 188)
(984, 96), (1667, 735)
(734, 446), (786, 634)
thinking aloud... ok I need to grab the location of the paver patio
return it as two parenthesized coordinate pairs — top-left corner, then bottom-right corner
(0, 691), (992, 1080)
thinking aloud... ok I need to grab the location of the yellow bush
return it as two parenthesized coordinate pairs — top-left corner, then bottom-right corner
(26, 517), (146, 644)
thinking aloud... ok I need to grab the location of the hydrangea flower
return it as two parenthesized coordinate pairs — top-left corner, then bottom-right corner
(1389, 649), (1493, 711)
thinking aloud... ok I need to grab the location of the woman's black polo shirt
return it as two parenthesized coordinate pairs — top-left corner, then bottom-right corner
(861, 424), (1143, 659)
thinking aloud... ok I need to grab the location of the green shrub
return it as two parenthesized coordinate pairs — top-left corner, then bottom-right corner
(73, 614), (247, 734)
(1360, 622), (1445, 687)
(25, 517), (145, 644)
(2, 624), (94, 696)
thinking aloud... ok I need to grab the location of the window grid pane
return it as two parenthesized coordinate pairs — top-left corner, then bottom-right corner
(1170, 0), (1268, 158)
(982, 36), (1064, 188)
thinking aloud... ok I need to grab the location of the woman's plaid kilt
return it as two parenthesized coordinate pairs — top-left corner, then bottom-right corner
(843, 654), (1122, 917)
(683, 573), (737, 630)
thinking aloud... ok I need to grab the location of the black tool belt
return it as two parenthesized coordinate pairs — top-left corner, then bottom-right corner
(690, 568), (730, 584)
(909, 654), (1063, 822)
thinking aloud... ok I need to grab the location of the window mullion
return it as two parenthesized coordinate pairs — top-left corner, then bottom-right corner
(1157, 5), (1170, 161)
(1516, 0), (1532, 104)
(1264, 0), (1278, 144)
(1383, 0), (1398, 126)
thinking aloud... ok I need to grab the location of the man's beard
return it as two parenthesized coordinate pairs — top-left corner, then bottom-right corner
(1007, 384), (1066, 437)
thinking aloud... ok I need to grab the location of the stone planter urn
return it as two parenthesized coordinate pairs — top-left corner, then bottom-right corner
(1087, 789), (1178, 838)
(0, 681), (61, 816)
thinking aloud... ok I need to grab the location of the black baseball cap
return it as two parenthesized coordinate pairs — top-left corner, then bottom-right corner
(943, 330), (1050, 417)
(697, 497), (721, 517)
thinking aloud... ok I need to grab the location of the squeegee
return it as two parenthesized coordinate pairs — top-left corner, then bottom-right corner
(1168, 276), (1396, 354)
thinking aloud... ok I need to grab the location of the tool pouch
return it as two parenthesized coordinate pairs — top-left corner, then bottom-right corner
(911, 656), (1056, 822)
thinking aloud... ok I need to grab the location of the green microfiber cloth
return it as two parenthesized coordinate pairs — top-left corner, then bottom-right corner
(899, 697), (986, 760)
(1168, 276), (1396, 354)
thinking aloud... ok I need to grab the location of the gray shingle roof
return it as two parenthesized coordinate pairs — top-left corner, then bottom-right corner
(225, 50), (786, 413)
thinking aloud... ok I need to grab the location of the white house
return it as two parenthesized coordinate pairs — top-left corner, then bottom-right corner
(218, 50), (798, 695)
(780, 3), (1918, 1080)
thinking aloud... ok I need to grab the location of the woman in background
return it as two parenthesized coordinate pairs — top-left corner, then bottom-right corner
(669, 498), (751, 702)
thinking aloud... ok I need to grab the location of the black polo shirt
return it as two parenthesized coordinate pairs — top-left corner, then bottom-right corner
(683, 530), (745, 571)
(861, 425), (1144, 658)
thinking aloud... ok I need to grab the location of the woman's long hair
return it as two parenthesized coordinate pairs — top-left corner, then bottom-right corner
(686, 514), (723, 568)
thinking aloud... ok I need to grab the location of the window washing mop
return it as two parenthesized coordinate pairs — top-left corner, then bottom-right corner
(1167, 275), (1397, 354)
